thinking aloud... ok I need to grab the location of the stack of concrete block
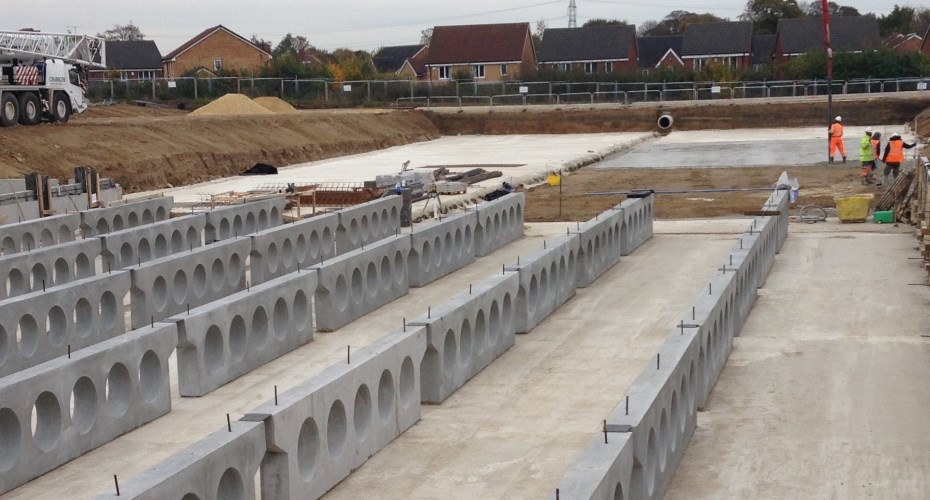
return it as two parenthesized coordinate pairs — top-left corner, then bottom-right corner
(617, 195), (654, 256)
(0, 238), (99, 300)
(335, 195), (402, 253)
(249, 213), (338, 285)
(79, 197), (174, 237)
(99, 214), (206, 270)
(203, 196), (286, 243)
(507, 234), (580, 333)
(574, 210), (624, 288)
(473, 193), (524, 257)
(407, 211), (477, 287)
(0, 213), (79, 255)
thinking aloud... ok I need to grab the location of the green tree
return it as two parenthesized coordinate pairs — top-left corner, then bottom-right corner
(640, 11), (727, 36)
(273, 34), (314, 62)
(582, 19), (630, 27)
(801, 1), (860, 17)
(98, 21), (145, 41)
(877, 5), (930, 36)
(740, 0), (804, 34)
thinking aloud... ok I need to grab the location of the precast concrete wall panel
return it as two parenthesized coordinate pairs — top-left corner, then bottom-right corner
(507, 234), (580, 333)
(412, 272), (518, 404)
(0, 201), (40, 227)
(546, 433), (635, 500)
(243, 327), (427, 499)
(99, 214), (206, 270)
(335, 195), (402, 253)
(249, 213), (338, 285)
(313, 235), (410, 332)
(129, 238), (250, 330)
(79, 197), (173, 237)
(204, 196), (286, 243)
(616, 195), (654, 256)
(473, 193), (525, 257)
(407, 211), (477, 287)
(170, 270), (317, 397)
(574, 210), (623, 288)
(0, 323), (176, 494)
(763, 190), (790, 253)
(49, 194), (88, 214)
(0, 238), (100, 301)
(0, 213), (79, 256)
(0, 272), (130, 378)
(94, 420), (265, 500)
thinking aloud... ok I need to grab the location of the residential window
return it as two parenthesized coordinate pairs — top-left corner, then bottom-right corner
(213, 58), (223, 72)
(694, 58), (706, 71)
(605, 62), (613, 73)
(557, 63), (569, 72)
(584, 62), (596, 74)
(473, 64), (485, 79)
(438, 65), (451, 80)
(500, 64), (508, 76)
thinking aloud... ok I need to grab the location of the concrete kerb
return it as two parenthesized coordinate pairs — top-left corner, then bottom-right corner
(170, 270), (317, 397)
(0, 213), (79, 256)
(615, 195), (655, 257)
(99, 214), (206, 270)
(0, 272), (131, 378)
(506, 233), (579, 334)
(242, 327), (427, 499)
(0, 238), (100, 301)
(79, 196), (174, 237)
(334, 195), (402, 254)
(129, 237), (250, 330)
(546, 433), (635, 500)
(313, 234), (411, 332)
(574, 209), (623, 288)
(94, 419), (265, 500)
(473, 192), (525, 257)
(0, 322), (177, 495)
(411, 272), (519, 404)
(407, 211), (478, 287)
(203, 196), (286, 243)
(249, 212), (338, 285)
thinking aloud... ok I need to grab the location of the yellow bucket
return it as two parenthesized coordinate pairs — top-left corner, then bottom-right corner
(834, 194), (873, 222)
(546, 173), (561, 186)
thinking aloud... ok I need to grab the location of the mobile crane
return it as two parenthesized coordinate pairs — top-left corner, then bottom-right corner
(0, 30), (105, 127)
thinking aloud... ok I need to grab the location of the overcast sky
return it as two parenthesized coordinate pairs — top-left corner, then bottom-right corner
(9, 0), (910, 54)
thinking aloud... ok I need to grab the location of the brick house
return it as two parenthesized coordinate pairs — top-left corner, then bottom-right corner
(752, 34), (776, 70)
(773, 16), (879, 63)
(88, 40), (163, 80)
(883, 33), (923, 53)
(537, 24), (638, 74)
(424, 23), (535, 82)
(397, 46), (429, 80)
(922, 24), (930, 57)
(681, 21), (753, 71)
(637, 35), (684, 73)
(372, 44), (426, 77)
(162, 25), (271, 78)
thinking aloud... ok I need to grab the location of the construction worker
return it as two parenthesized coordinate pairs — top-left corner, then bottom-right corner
(869, 131), (882, 185)
(880, 132), (916, 187)
(829, 115), (846, 163)
(859, 127), (873, 184)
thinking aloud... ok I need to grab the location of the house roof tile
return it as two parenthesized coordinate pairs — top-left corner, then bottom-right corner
(103, 40), (163, 70)
(162, 25), (270, 61)
(637, 35), (683, 68)
(372, 44), (425, 73)
(681, 21), (753, 57)
(776, 16), (879, 54)
(752, 34), (776, 64)
(537, 25), (636, 63)
(426, 23), (531, 65)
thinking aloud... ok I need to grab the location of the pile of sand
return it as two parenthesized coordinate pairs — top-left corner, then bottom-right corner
(254, 96), (298, 114)
(190, 94), (273, 116)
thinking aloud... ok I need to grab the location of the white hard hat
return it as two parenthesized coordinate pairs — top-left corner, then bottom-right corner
(835, 115), (842, 122)
(865, 127), (872, 134)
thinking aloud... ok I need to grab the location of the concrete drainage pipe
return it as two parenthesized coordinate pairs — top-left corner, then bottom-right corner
(657, 113), (674, 130)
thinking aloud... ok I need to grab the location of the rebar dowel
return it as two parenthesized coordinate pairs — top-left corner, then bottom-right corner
(227, 414), (232, 432)
(114, 475), (120, 496)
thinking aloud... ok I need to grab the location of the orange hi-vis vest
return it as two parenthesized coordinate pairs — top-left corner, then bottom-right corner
(887, 138), (905, 163)
(871, 138), (881, 159)
(830, 123), (843, 137)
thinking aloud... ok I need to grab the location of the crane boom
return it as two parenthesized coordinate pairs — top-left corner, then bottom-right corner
(0, 31), (105, 68)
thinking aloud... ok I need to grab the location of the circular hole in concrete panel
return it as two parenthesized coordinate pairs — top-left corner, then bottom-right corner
(47, 306), (67, 348)
(70, 376), (97, 434)
(187, 226), (199, 247)
(219, 219), (231, 240)
(334, 275), (349, 311)
(360, 215), (370, 239)
(128, 212), (139, 227)
(193, 264), (208, 299)
(154, 234), (168, 258)
(459, 319), (472, 367)
(228, 253), (242, 287)
(550, 261), (560, 294)
(112, 215), (125, 231)
(156, 206), (167, 221)
(349, 219), (360, 244)
(0, 326), (7, 366)
(658, 409), (669, 472)
(22, 233), (35, 252)
(138, 350), (162, 403)
(282, 238), (294, 268)
(464, 225), (473, 251)
(455, 228), (463, 251)
(354, 384), (372, 442)
(380, 256), (392, 291)
(138, 238), (152, 262)
(391, 206), (398, 221)
(502, 209), (509, 233)
(267, 242), (279, 273)
(171, 230), (184, 253)
(687, 362), (696, 416)
(273, 297), (289, 340)
(493, 213), (501, 237)
(120, 242), (134, 266)
(372, 211), (380, 232)
(646, 427), (658, 496)
(233, 215), (243, 237)
(152, 276), (169, 312)
(432, 237), (442, 269)
(229, 315), (247, 362)
(17, 314), (38, 357)
(172, 269), (188, 307)
(614, 482), (625, 500)
(302, 232), (315, 261)
(420, 241), (431, 272)
(394, 251), (405, 285)
(245, 213), (256, 234)
(0, 407), (21, 471)
(211, 259), (225, 292)
(142, 209), (154, 224)
(502, 293), (513, 333)
(297, 417), (320, 481)
(444, 232), (453, 262)
(216, 467), (245, 500)
(407, 248), (420, 278)
(322, 227), (334, 253)
(366, 262), (378, 297)
(106, 362), (131, 417)
(7, 268), (24, 296)
(669, 391), (680, 451)
(100, 290), (123, 330)
(528, 275), (539, 313)
(293, 290), (309, 331)
(96, 219), (109, 235)
(488, 301), (500, 346)
(2, 236), (15, 254)
(251, 307), (269, 351)
(442, 329), (456, 380)
(400, 356), (415, 409)
(31, 391), (61, 452)
(327, 399), (348, 458)
(259, 210), (269, 230)
(378, 369), (395, 425)
(382, 208), (390, 226)
(204, 325), (225, 373)
(59, 225), (72, 243)
(351, 268), (363, 301)
(54, 257), (71, 285)
(474, 310), (487, 356)
(539, 268), (548, 305)
(31, 263), (46, 291)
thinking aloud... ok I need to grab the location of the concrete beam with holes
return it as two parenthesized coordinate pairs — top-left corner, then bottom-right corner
(473, 192), (525, 257)
(334, 195), (402, 253)
(0, 238), (100, 301)
(616, 194), (654, 256)
(249, 212), (338, 285)
(573, 209), (623, 288)
(0, 213), (79, 256)
(203, 196), (286, 243)
(407, 211), (477, 287)
(79, 197), (174, 237)
(98, 214), (206, 271)
(506, 233), (580, 334)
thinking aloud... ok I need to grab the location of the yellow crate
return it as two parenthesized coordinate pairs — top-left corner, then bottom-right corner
(834, 194), (873, 222)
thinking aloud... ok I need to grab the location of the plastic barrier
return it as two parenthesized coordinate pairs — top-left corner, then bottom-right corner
(0, 213), (79, 256)
(313, 234), (410, 332)
(507, 234), (580, 333)
(407, 211), (477, 287)
(412, 272), (518, 404)
(334, 195), (402, 253)
(95, 420), (266, 500)
(574, 210), (623, 288)
(473, 193), (525, 257)
(129, 238), (249, 330)
(204, 196), (286, 243)
(171, 270), (317, 397)
(79, 197), (174, 237)
(0, 272), (130, 378)
(242, 327), (427, 499)
(0, 238), (100, 301)
(0, 323), (176, 495)
(99, 214), (206, 270)
(617, 195), (654, 256)
(249, 213), (338, 285)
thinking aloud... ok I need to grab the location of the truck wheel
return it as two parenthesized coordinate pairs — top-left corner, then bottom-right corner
(18, 93), (40, 125)
(0, 93), (18, 127)
(50, 92), (71, 123)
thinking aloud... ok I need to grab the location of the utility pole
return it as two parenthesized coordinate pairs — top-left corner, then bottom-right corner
(821, 0), (833, 162)
(568, 0), (577, 28)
